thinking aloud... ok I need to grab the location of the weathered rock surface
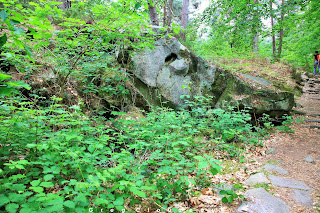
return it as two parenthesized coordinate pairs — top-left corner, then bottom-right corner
(292, 190), (313, 207)
(245, 173), (270, 185)
(128, 37), (295, 116)
(263, 163), (289, 175)
(269, 175), (313, 191)
(303, 156), (315, 164)
(266, 148), (276, 155)
(237, 188), (290, 213)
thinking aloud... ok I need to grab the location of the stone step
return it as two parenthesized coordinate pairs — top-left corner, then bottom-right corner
(237, 188), (290, 213)
(306, 90), (320, 94)
(311, 97), (320, 100)
(263, 163), (289, 175)
(293, 190), (313, 207)
(309, 113), (320, 117)
(310, 125), (320, 129)
(305, 119), (320, 123)
(269, 175), (313, 191)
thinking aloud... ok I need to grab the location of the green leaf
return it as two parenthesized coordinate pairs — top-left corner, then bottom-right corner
(30, 186), (43, 193)
(219, 190), (227, 195)
(40, 182), (54, 188)
(13, 27), (24, 35)
(0, 196), (10, 207)
(0, 33), (7, 48)
(132, 190), (146, 198)
(30, 180), (41, 187)
(23, 45), (33, 57)
(113, 197), (124, 206)
(9, 19), (20, 26)
(0, 10), (8, 22)
(88, 144), (95, 153)
(228, 196), (234, 203)
(44, 174), (54, 181)
(221, 197), (228, 203)
(210, 168), (219, 176)
(63, 200), (75, 209)
(0, 73), (11, 81)
(5, 203), (19, 213)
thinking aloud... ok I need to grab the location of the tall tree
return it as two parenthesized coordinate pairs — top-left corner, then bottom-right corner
(269, 0), (276, 59)
(252, 0), (260, 53)
(167, 0), (173, 27)
(180, 0), (189, 41)
(148, 0), (159, 26)
(277, 0), (285, 60)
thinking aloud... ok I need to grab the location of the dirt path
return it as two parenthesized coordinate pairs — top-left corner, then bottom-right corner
(251, 75), (320, 213)
(168, 76), (320, 213)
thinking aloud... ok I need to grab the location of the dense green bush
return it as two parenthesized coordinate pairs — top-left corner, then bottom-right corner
(0, 94), (269, 212)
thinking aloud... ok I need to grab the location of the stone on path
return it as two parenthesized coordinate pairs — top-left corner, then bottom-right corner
(266, 148), (276, 155)
(310, 125), (320, 129)
(303, 156), (315, 164)
(245, 173), (270, 185)
(306, 119), (320, 123)
(310, 113), (320, 117)
(237, 188), (290, 213)
(292, 110), (306, 115)
(292, 190), (313, 207)
(269, 175), (313, 191)
(263, 163), (289, 175)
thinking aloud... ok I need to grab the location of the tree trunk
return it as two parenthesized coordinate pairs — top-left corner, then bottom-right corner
(252, 0), (259, 53)
(167, 0), (174, 27)
(278, 0), (285, 60)
(180, 0), (189, 41)
(269, 0), (276, 59)
(57, 0), (71, 11)
(148, 0), (159, 26)
(163, 1), (167, 27)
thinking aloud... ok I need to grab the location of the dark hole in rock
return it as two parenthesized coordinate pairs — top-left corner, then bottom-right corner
(165, 53), (178, 63)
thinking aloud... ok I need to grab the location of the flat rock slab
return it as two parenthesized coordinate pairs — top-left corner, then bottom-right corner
(311, 97), (320, 100)
(310, 113), (320, 117)
(237, 188), (290, 213)
(292, 190), (313, 207)
(306, 119), (320, 123)
(292, 110), (306, 115)
(245, 173), (270, 185)
(269, 175), (313, 191)
(263, 163), (289, 175)
(310, 125), (320, 129)
(240, 73), (272, 86)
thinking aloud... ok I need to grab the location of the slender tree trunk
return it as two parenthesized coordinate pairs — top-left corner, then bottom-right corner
(167, 0), (174, 27)
(57, 0), (71, 11)
(163, 1), (167, 27)
(180, 0), (189, 41)
(252, 0), (259, 53)
(148, 0), (159, 26)
(270, 0), (276, 59)
(278, 0), (285, 60)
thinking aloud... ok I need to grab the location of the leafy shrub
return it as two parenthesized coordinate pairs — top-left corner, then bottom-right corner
(0, 93), (269, 212)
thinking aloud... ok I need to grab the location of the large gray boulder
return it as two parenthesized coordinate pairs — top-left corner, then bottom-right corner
(127, 37), (295, 116)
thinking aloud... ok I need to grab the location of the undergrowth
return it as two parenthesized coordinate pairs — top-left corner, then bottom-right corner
(0, 95), (270, 213)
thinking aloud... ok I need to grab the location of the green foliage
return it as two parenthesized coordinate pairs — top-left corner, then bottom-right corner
(0, 73), (30, 96)
(0, 93), (269, 212)
(219, 183), (244, 204)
